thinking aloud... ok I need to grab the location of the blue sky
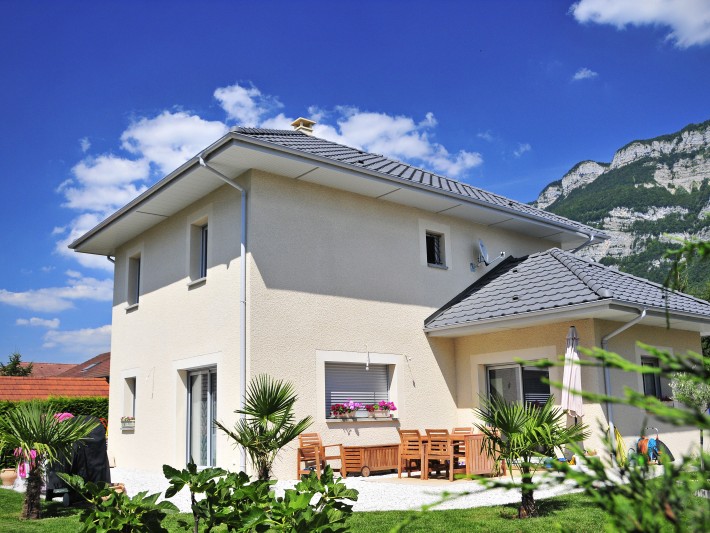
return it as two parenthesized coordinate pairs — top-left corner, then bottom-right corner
(0, 0), (708, 363)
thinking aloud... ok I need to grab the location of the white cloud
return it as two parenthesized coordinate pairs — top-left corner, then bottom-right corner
(16, 317), (60, 329)
(214, 83), (283, 126)
(80, 137), (90, 152)
(121, 111), (228, 174)
(513, 143), (532, 158)
(0, 272), (112, 312)
(42, 324), (111, 356)
(57, 81), (484, 279)
(572, 67), (599, 80)
(477, 131), (495, 142)
(572, 0), (710, 48)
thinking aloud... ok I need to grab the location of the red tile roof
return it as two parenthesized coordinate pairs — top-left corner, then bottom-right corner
(0, 377), (109, 401)
(20, 362), (76, 378)
(58, 352), (110, 379)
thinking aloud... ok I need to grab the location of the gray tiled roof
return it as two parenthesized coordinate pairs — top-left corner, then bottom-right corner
(424, 248), (710, 330)
(233, 128), (607, 238)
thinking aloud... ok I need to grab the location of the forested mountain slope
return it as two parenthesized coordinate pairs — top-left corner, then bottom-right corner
(532, 119), (710, 295)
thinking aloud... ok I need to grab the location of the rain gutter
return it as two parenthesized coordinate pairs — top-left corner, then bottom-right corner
(600, 307), (647, 461)
(198, 155), (247, 474)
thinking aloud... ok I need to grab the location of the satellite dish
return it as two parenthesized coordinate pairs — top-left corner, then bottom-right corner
(471, 238), (506, 272)
(478, 239), (490, 265)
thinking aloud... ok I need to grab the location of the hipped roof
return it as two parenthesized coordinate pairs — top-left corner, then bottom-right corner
(425, 248), (710, 335)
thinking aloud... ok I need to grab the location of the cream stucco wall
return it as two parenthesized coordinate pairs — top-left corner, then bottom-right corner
(452, 319), (705, 461)
(245, 170), (559, 478)
(108, 176), (247, 471)
(106, 163), (707, 478)
(594, 321), (704, 459)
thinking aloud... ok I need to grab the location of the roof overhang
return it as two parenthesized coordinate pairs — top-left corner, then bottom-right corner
(424, 301), (710, 337)
(71, 132), (607, 256)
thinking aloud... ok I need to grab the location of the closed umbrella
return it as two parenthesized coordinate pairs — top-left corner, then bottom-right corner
(561, 326), (584, 423)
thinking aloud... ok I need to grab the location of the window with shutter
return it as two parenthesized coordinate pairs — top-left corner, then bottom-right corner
(324, 362), (389, 417)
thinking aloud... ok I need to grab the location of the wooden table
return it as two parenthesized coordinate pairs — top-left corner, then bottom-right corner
(342, 443), (399, 477)
(419, 434), (499, 479)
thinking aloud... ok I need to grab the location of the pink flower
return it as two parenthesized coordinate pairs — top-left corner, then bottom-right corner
(54, 412), (74, 422)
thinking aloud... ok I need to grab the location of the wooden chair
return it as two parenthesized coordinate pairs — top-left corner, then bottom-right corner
(296, 433), (344, 479)
(397, 429), (424, 478)
(423, 429), (453, 480)
(451, 427), (474, 469)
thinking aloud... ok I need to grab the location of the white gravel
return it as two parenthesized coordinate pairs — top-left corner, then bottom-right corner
(110, 467), (582, 513)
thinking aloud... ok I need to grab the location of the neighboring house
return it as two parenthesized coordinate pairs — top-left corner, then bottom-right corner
(58, 352), (111, 381)
(19, 362), (75, 378)
(70, 119), (710, 477)
(0, 377), (109, 401)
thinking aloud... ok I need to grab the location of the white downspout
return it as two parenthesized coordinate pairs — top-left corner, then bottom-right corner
(600, 307), (647, 462)
(198, 156), (247, 473)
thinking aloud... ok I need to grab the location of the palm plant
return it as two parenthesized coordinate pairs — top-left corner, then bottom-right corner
(475, 395), (590, 518)
(215, 374), (313, 481)
(0, 402), (98, 519)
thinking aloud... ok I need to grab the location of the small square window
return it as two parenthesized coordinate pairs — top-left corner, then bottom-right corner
(127, 254), (141, 306)
(426, 232), (445, 266)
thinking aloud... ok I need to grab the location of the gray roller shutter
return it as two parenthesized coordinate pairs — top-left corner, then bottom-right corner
(325, 362), (389, 416)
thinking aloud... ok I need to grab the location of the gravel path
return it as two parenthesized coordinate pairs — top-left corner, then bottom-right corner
(110, 467), (582, 513)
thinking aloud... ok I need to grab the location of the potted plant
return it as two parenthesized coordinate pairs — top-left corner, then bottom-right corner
(365, 401), (397, 418)
(0, 444), (18, 487)
(329, 401), (364, 419)
(120, 416), (135, 430)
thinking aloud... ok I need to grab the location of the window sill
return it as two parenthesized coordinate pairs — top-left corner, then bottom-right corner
(427, 263), (448, 270)
(125, 303), (139, 313)
(326, 417), (398, 423)
(187, 277), (206, 289)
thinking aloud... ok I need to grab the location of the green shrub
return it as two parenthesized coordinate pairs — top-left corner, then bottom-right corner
(58, 473), (178, 533)
(163, 463), (358, 532)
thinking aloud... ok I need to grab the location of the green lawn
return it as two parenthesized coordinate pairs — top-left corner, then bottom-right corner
(0, 488), (610, 532)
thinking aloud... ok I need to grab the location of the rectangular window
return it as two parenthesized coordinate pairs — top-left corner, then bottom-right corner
(487, 364), (550, 406)
(124, 377), (136, 418)
(187, 368), (217, 466)
(324, 362), (389, 417)
(641, 357), (672, 400)
(190, 220), (209, 281)
(199, 224), (208, 278)
(426, 232), (444, 266)
(127, 255), (141, 305)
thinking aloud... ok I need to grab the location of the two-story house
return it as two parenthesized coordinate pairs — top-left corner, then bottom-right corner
(70, 118), (710, 478)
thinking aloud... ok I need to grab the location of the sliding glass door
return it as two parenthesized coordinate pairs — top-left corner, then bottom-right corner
(187, 368), (217, 466)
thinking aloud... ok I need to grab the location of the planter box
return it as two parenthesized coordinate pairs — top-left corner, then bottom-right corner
(368, 411), (393, 419)
(121, 421), (135, 431)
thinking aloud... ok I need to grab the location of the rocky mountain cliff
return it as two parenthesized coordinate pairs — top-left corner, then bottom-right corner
(532, 119), (710, 292)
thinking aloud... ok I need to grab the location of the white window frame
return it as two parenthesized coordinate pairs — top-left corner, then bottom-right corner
(636, 345), (674, 401)
(486, 363), (551, 406)
(125, 244), (143, 309)
(172, 352), (222, 468)
(418, 219), (451, 270)
(316, 350), (402, 421)
(120, 368), (139, 431)
(186, 367), (218, 467)
(187, 206), (212, 285)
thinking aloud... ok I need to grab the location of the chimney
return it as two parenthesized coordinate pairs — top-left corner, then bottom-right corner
(291, 117), (316, 136)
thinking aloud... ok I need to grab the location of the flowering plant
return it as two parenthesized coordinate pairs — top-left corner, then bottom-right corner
(14, 448), (37, 479)
(365, 401), (397, 413)
(54, 412), (74, 422)
(120, 416), (135, 423)
(329, 401), (364, 416)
